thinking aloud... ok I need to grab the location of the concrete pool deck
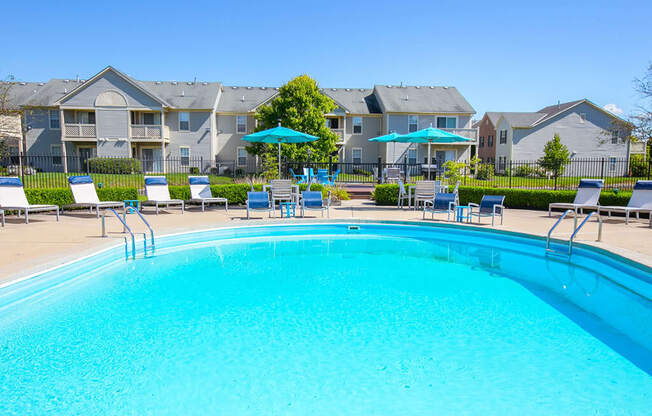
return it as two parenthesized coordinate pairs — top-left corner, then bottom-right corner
(1, 199), (651, 285)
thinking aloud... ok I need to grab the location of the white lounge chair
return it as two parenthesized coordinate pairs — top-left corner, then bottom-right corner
(397, 180), (410, 208)
(0, 177), (59, 224)
(413, 181), (436, 210)
(549, 179), (604, 217)
(269, 179), (295, 215)
(65, 175), (124, 218)
(144, 176), (184, 215)
(188, 176), (228, 212)
(599, 180), (652, 224)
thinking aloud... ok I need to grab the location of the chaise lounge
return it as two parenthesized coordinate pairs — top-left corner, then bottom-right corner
(144, 176), (185, 215)
(598, 180), (652, 225)
(65, 175), (124, 217)
(549, 179), (603, 217)
(0, 177), (59, 224)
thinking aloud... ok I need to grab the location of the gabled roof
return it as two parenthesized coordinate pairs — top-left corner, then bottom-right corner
(499, 112), (546, 128)
(373, 85), (475, 114)
(22, 79), (86, 107)
(533, 99), (589, 126)
(216, 86), (279, 113)
(2, 81), (47, 109)
(321, 88), (382, 114)
(139, 81), (221, 109)
(484, 111), (504, 126)
(55, 66), (170, 107)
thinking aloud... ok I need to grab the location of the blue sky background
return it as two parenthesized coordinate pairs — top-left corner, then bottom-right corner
(2, 0), (650, 118)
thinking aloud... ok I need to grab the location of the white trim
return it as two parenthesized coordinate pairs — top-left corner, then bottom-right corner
(352, 147), (362, 164)
(236, 115), (247, 134)
(236, 146), (247, 167)
(352, 116), (363, 135)
(179, 111), (190, 131)
(49, 110), (60, 130)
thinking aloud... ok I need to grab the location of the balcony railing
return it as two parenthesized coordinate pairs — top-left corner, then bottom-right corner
(441, 128), (478, 141)
(64, 123), (96, 138)
(131, 124), (162, 139)
(330, 128), (344, 142)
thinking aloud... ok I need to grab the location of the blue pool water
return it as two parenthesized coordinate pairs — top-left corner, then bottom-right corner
(0, 223), (651, 415)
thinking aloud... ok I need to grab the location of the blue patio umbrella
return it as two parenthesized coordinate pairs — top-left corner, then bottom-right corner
(395, 125), (472, 177)
(369, 132), (403, 165)
(242, 125), (319, 178)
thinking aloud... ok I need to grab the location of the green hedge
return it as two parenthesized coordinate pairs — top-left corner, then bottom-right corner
(374, 184), (631, 210)
(167, 183), (325, 205)
(24, 187), (139, 207)
(87, 157), (142, 174)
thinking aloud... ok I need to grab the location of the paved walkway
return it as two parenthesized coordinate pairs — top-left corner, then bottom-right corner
(1, 200), (651, 285)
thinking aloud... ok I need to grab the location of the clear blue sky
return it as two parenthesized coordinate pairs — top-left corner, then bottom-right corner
(2, 0), (651, 118)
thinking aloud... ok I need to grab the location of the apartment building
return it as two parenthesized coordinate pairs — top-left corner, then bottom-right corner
(6, 66), (478, 172)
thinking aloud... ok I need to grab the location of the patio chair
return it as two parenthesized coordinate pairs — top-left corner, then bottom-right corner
(303, 168), (314, 183)
(144, 176), (185, 215)
(301, 190), (331, 218)
(246, 191), (272, 219)
(423, 192), (457, 221)
(316, 169), (330, 185)
(329, 169), (341, 185)
(270, 179), (295, 212)
(451, 180), (460, 195)
(397, 180), (410, 208)
(0, 177), (59, 224)
(188, 176), (228, 212)
(549, 179), (603, 217)
(469, 195), (505, 226)
(413, 181), (436, 210)
(289, 168), (307, 184)
(598, 180), (652, 224)
(385, 167), (400, 183)
(64, 175), (124, 218)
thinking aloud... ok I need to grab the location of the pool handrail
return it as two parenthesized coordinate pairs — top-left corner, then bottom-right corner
(569, 211), (602, 255)
(101, 208), (136, 259)
(124, 206), (155, 253)
(546, 209), (573, 252)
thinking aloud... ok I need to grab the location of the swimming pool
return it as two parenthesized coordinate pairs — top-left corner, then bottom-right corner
(0, 222), (650, 415)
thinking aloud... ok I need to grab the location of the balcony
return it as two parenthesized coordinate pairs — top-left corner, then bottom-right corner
(64, 123), (96, 139)
(630, 141), (646, 154)
(130, 124), (170, 141)
(330, 128), (344, 143)
(441, 128), (478, 142)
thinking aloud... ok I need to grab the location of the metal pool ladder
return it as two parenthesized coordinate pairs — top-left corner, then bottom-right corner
(546, 210), (602, 256)
(101, 207), (155, 259)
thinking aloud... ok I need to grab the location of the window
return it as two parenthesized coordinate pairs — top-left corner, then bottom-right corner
(352, 148), (362, 164)
(237, 116), (247, 133)
(326, 118), (339, 129)
(51, 144), (62, 166)
(49, 110), (60, 129)
(408, 148), (417, 165)
(609, 157), (617, 171)
(580, 113), (586, 123)
(611, 130), (619, 144)
(499, 130), (507, 144)
(408, 115), (418, 132)
(179, 112), (190, 131)
(488, 135), (494, 147)
(180, 147), (190, 166)
(131, 112), (140, 124)
(498, 156), (506, 171)
(237, 147), (247, 166)
(479, 136), (485, 147)
(88, 112), (95, 124)
(352, 117), (363, 134)
(436, 116), (457, 129)
(143, 113), (155, 125)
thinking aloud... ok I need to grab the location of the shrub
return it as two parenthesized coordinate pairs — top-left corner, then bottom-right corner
(443, 160), (466, 184)
(475, 163), (494, 180)
(353, 167), (372, 176)
(373, 184), (631, 210)
(24, 187), (138, 207)
(512, 165), (546, 178)
(629, 155), (647, 177)
(87, 158), (142, 174)
(189, 167), (200, 175)
(324, 185), (350, 202)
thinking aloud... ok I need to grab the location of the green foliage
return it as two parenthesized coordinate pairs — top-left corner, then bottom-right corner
(87, 157), (142, 174)
(443, 160), (466, 184)
(629, 155), (647, 177)
(250, 74), (338, 163)
(538, 134), (570, 175)
(373, 184), (631, 210)
(24, 187), (138, 207)
(513, 165), (546, 178)
(353, 167), (373, 176)
(324, 185), (350, 202)
(0, 140), (9, 159)
(475, 163), (494, 180)
(189, 167), (200, 175)
(261, 152), (279, 180)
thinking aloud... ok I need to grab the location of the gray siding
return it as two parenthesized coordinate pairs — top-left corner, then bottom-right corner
(166, 111), (212, 168)
(215, 114), (256, 167)
(24, 109), (60, 155)
(342, 116), (381, 164)
(96, 140), (130, 157)
(96, 108), (129, 139)
(60, 72), (161, 109)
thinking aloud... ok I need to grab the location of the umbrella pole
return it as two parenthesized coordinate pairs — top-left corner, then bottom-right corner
(427, 142), (431, 180)
(277, 141), (281, 179)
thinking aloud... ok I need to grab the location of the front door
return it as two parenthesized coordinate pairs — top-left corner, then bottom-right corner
(141, 148), (163, 172)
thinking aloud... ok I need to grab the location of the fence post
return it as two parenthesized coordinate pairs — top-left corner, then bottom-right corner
(600, 157), (605, 180)
(200, 156), (203, 174)
(21, 154), (26, 187)
(328, 155), (333, 175)
(403, 158), (408, 182)
(648, 158), (651, 180)
(377, 157), (383, 184)
(508, 160), (512, 188)
(554, 169), (558, 191)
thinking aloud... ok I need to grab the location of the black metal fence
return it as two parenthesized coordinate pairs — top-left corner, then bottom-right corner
(1, 154), (649, 191)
